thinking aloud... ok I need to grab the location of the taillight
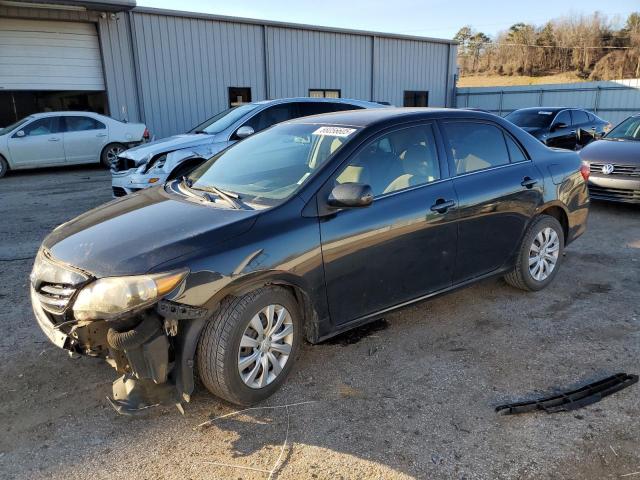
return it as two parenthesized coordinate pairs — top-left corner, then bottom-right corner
(580, 162), (590, 181)
(143, 128), (150, 140)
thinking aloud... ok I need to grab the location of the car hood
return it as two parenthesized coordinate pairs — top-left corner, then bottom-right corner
(579, 139), (640, 165)
(42, 186), (259, 277)
(120, 134), (218, 163)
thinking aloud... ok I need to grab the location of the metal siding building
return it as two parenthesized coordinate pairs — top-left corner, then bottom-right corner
(0, 2), (457, 138)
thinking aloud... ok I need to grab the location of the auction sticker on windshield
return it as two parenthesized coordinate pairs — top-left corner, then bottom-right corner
(313, 126), (357, 137)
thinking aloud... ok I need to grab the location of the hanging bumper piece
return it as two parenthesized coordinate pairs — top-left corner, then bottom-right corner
(495, 373), (638, 415)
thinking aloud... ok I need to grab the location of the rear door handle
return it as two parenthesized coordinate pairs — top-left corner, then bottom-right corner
(48, 137), (61, 142)
(96, 133), (107, 137)
(521, 177), (537, 189)
(430, 199), (456, 213)
(570, 130), (576, 134)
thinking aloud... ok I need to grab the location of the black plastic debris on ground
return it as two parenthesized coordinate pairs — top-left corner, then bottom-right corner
(326, 319), (389, 345)
(495, 373), (638, 415)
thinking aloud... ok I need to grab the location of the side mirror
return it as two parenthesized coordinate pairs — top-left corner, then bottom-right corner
(327, 183), (374, 208)
(551, 122), (568, 131)
(235, 125), (255, 139)
(15, 130), (25, 138)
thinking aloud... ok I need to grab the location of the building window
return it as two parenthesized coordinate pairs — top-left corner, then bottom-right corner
(403, 91), (429, 107)
(229, 87), (252, 107)
(309, 89), (341, 99)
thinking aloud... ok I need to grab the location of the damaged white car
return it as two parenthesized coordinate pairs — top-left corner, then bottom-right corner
(110, 97), (384, 196)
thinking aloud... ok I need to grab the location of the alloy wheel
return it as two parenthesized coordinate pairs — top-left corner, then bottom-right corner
(528, 227), (560, 281)
(106, 145), (124, 165)
(238, 304), (294, 389)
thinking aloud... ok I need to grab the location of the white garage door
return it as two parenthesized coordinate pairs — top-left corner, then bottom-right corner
(0, 18), (105, 91)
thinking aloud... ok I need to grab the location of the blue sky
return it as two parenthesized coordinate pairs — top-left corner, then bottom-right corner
(136, 0), (639, 39)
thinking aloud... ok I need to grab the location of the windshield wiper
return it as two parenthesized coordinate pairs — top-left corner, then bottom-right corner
(191, 185), (243, 209)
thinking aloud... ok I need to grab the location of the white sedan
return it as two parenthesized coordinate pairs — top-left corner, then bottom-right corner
(0, 112), (148, 177)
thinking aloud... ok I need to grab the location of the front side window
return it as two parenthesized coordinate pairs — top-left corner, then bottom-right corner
(187, 123), (359, 206)
(241, 104), (298, 134)
(309, 89), (341, 99)
(335, 124), (441, 197)
(298, 102), (362, 117)
(553, 110), (571, 127)
(64, 116), (105, 132)
(442, 122), (510, 174)
(20, 117), (61, 137)
(403, 91), (429, 107)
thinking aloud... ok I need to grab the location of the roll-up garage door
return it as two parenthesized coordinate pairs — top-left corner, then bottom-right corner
(0, 18), (105, 91)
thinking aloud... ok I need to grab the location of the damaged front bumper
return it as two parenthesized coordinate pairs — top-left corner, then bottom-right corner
(111, 168), (169, 197)
(30, 253), (209, 415)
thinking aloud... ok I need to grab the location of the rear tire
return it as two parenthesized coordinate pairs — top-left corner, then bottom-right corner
(100, 143), (126, 169)
(504, 215), (564, 292)
(0, 155), (8, 178)
(196, 286), (302, 405)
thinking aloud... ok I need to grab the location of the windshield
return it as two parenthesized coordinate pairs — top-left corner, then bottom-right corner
(605, 116), (640, 141)
(505, 110), (555, 129)
(186, 123), (359, 206)
(189, 104), (258, 134)
(0, 116), (32, 136)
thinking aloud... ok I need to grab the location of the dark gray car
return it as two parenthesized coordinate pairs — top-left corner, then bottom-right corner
(579, 114), (640, 204)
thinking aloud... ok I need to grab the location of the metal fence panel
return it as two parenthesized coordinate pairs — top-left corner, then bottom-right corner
(456, 79), (640, 126)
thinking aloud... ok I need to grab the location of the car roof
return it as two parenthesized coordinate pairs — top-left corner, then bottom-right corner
(249, 97), (386, 108)
(284, 107), (497, 128)
(28, 111), (106, 118)
(509, 107), (584, 114)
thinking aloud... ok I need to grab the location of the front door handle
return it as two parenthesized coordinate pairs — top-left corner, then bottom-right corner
(48, 137), (61, 142)
(570, 130), (577, 134)
(430, 198), (456, 213)
(521, 177), (537, 189)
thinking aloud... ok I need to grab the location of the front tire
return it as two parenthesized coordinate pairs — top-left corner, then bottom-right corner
(100, 143), (126, 169)
(196, 286), (302, 405)
(504, 215), (564, 291)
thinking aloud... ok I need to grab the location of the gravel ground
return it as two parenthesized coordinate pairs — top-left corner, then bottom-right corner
(0, 166), (638, 480)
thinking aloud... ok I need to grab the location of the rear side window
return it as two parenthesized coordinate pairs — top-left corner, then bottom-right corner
(64, 116), (105, 132)
(572, 110), (589, 125)
(442, 122), (510, 174)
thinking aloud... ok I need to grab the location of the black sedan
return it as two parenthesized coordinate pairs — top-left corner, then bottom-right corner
(30, 108), (589, 412)
(506, 107), (610, 150)
(580, 113), (640, 203)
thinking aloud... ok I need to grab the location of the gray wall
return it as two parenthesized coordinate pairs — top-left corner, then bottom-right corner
(265, 27), (372, 101)
(456, 79), (640, 126)
(373, 37), (454, 108)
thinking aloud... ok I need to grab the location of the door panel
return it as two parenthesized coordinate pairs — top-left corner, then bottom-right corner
(451, 162), (543, 281)
(62, 116), (107, 164)
(7, 117), (64, 167)
(320, 181), (458, 324)
(547, 110), (576, 149)
(320, 122), (456, 325)
(439, 119), (543, 281)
